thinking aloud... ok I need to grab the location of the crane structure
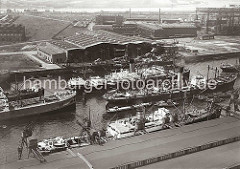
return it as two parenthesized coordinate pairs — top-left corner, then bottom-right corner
(18, 123), (46, 163)
(196, 7), (240, 35)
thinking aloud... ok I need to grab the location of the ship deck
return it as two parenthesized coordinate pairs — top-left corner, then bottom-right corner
(1, 116), (240, 169)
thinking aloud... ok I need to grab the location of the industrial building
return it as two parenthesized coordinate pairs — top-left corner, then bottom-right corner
(197, 7), (240, 35)
(162, 19), (182, 24)
(136, 22), (197, 39)
(37, 42), (66, 63)
(126, 18), (158, 23)
(112, 21), (138, 36)
(95, 15), (124, 25)
(207, 19), (228, 27)
(0, 24), (26, 42)
(112, 21), (197, 39)
(37, 30), (159, 64)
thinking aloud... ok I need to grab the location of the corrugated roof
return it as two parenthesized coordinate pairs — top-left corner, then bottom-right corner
(161, 23), (197, 28)
(38, 43), (65, 55)
(136, 22), (196, 30)
(50, 40), (80, 50)
(137, 22), (163, 30)
(59, 30), (154, 50)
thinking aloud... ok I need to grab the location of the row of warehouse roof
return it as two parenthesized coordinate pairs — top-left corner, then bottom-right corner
(127, 21), (197, 30)
(49, 30), (154, 51)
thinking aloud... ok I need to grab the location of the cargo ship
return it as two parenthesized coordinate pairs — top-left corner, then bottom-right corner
(107, 101), (222, 139)
(0, 87), (76, 120)
(5, 88), (44, 101)
(68, 65), (190, 92)
(191, 72), (237, 93)
(103, 66), (193, 105)
(103, 87), (198, 105)
(90, 54), (174, 71)
(107, 108), (171, 139)
(103, 69), (236, 106)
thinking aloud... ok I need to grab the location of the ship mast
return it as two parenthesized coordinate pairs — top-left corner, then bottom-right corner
(214, 67), (218, 79)
(88, 107), (91, 128)
(207, 65), (210, 82)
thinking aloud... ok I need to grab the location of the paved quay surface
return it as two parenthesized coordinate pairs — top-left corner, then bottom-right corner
(0, 51), (61, 70)
(163, 36), (240, 62)
(140, 141), (240, 169)
(1, 116), (240, 169)
(169, 36), (240, 56)
(24, 51), (61, 69)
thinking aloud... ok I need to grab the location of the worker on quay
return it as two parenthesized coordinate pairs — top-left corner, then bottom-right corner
(229, 89), (239, 112)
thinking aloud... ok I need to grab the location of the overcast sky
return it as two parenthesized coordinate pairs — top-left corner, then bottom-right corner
(3, 0), (240, 9)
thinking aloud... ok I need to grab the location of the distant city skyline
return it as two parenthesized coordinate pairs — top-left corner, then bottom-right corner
(1, 0), (240, 10)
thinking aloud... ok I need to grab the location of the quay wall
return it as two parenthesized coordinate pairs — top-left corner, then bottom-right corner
(184, 52), (240, 63)
(2, 51), (240, 83)
(111, 135), (240, 169)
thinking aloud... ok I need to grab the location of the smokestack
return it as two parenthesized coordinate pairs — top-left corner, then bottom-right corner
(129, 8), (131, 18)
(159, 8), (161, 24)
(136, 107), (145, 131)
(177, 66), (184, 89)
(129, 58), (135, 73)
(65, 50), (69, 64)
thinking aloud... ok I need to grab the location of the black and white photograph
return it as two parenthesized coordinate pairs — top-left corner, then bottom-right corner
(0, 0), (240, 168)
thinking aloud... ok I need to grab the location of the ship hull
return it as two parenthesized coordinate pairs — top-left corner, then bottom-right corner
(108, 108), (222, 139)
(70, 70), (190, 93)
(203, 75), (237, 93)
(220, 65), (239, 72)
(0, 95), (76, 121)
(105, 74), (236, 106)
(105, 89), (199, 106)
(6, 89), (44, 102)
(185, 108), (222, 125)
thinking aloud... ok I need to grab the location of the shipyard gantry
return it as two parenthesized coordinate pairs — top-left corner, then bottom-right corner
(197, 7), (240, 35)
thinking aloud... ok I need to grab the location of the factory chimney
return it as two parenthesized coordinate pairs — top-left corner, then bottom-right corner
(177, 66), (184, 89)
(129, 58), (135, 73)
(65, 50), (70, 67)
(0, 0), (2, 14)
(129, 8), (131, 18)
(158, 8), (161, 24)
(135, 107), (145, 131)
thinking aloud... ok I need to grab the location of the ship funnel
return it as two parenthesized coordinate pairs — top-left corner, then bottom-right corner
(129, 58), (135, 73)
(177, 66), (184, 89)
(136, 107), (145, 131)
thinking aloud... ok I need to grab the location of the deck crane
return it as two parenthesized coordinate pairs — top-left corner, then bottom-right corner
(18, 122), (46, 163)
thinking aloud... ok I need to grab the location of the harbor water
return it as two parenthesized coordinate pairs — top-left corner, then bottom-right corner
(0, 56), (239, 164)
